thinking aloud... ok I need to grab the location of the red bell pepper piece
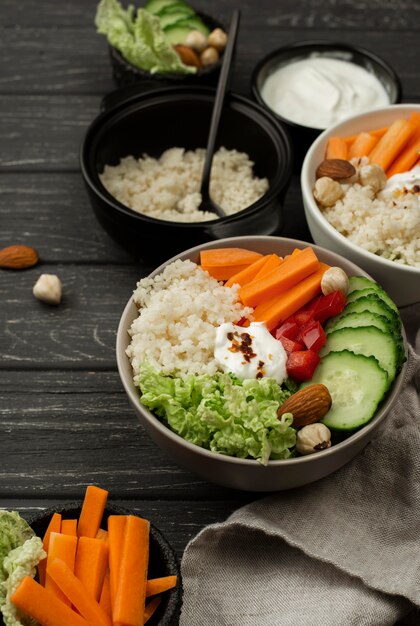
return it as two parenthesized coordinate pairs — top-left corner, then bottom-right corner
(312, 291), (346, 323)
(305, 294), (323, 313)
(278, 336), (305, 354)
(274, 320), (299, 340)
(294, 310), (314, 327)
(300, 320), (326, 352)
(286, 350), (320, 382)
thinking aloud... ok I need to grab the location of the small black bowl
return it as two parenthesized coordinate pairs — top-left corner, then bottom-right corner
(26, 503), (182, 626)
(109, 12), (225, 88)
(251, 41), (402, 170)
(80, 84), (293, 262)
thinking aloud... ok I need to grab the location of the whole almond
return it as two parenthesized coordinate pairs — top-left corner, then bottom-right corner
(0, 245), (39, 269)
(278, 384), (332, 428)
(315, 159), (356, 181)
(173, 45), (202, 69)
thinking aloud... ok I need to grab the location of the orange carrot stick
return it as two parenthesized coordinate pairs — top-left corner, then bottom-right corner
(77, 485), (108, 539)
(45, 532), (78, 606)
(146, 576), (177, 598)
(238, 247), (320, 308)
(199, 248), (263, 267)
(61, 519), (77, 536)
(224, 255), (275, 288)
(348, 132), (379, 159)
(144, 596), (162, 624)
(74, 537), (109, 601)
(96, 528), (108, 542)
(252, 254), (283, 281)
(368, 117), (416, 171)
(252, 264), (329, 331)
(99, 569), (112, 619)
(344, 125), (388, 144)
(386, 120), (420, 177)
(38, 512), (61, 586)
(107, 515), (127, 610)
(11, 576), (89, 626)
(326, 136), (348, 160)
(47, 558), (112, 626)
(113, 515), (150, 626)
(201, 263), (254, 281)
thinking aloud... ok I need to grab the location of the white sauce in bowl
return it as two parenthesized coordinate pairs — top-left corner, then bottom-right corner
(214, 321), (287, 384)
(260, 56), (390, 129)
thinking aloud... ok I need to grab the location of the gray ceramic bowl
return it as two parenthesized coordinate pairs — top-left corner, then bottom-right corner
(116, 235), (407, 492)
(301, 103), (420, 307)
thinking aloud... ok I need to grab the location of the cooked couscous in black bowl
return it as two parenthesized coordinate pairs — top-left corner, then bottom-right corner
(80, 85), (293, 262)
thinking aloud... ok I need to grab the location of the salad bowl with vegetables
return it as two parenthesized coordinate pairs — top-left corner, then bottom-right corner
(116, 236), (407, 491)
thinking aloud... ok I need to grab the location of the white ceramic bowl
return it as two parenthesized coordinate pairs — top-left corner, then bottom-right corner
(116, 236), (407, 492)
(301, 103), (420, 307)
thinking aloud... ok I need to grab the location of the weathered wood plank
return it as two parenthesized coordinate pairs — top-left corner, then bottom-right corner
(0, 172), (309, 260)
(1, 0), (419, 30)
(0, 370), (261, 500)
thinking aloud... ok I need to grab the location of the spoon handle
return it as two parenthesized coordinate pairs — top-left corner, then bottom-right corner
(200, 9), (241, 207)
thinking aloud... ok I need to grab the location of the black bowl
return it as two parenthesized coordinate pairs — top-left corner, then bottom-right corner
(251, 40), (402, 170)
(80, 84), (293, 262)
(26, 503), (182, 626)
(109, 12), (225, 88)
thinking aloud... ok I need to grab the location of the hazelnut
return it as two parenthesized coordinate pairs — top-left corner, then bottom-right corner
(200, 46), (219, 67)
(313, 177), (344, 207)
(184, 29), (208, 52)
(207, 28), (228, 51)
(358, 164), (387, 193)
(321, 266), (349, 296)
(33, 274), (62, 305)
(296, 423), (332, 455)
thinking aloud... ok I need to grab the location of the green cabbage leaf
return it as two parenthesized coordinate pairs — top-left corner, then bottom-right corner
(95, 0), (196, 74)
(138, 362), (297, 465)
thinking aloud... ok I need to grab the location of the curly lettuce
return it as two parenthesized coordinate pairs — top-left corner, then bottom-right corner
(138, 362), (297, 465)
(95, 0), (196, 74)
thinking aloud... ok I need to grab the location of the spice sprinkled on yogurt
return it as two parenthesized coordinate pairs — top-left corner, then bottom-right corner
(214, 321), (287, 383)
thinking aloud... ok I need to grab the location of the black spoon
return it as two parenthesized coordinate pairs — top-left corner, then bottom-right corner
(198, 9), (241, 218)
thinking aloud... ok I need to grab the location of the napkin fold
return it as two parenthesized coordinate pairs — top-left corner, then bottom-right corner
(180, 304), (420, 626)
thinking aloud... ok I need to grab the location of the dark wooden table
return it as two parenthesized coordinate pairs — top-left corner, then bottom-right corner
(1, 1), (419, 623)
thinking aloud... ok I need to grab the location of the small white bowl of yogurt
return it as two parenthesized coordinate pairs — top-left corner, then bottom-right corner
(251, 41), (401, 168)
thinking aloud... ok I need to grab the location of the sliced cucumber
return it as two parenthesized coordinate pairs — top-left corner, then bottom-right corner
(326, 311), (394, 336)
(347, 282), (399, 316)
(301, 350), (388, 431)
(176, 15), (210, 35)
(145, 0), (188, 15)
(159, 9), (193, 29)
(320, 326), (399, 383)
(333, 294), (400, 328)
(163, 22), (194, 44)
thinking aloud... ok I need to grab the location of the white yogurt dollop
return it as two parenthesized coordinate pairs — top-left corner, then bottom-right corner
(214, 321), (287, 384)
(383, 165), (420, 195)
(260, 56), (390, 129)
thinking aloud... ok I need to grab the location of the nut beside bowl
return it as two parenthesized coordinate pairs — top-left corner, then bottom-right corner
(250, 41), (402, 170)
(80, 86), (293, 263)
(116, 235), (407, 492)
(26, 502), (182, 626)
(301, 103), (420, 307)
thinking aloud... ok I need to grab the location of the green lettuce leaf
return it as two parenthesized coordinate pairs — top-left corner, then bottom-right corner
(0, 537), (45, 626)
(95, 0), (196, 74)
(138, 362), (296, 465)
(0, 512), (34, 585)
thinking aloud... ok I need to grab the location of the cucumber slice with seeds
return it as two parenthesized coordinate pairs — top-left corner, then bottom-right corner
(332, 294), (400, 328)
(347, 279), (399, 315)
(320, 326), (399, 383)
(326, 311), (394, 335)
(301, 351), (389, 431)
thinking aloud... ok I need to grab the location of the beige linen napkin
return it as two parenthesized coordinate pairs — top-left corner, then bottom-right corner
(180, 304), (420, 626)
